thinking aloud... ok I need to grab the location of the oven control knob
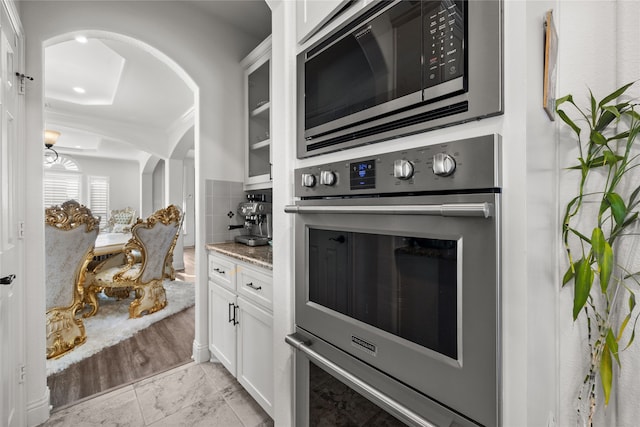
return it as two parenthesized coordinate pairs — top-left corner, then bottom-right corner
(320, 170), (337, 186)
(393, 159), (414, 180)
(301, 173), (316, 188)
(432, 153), (456, 177)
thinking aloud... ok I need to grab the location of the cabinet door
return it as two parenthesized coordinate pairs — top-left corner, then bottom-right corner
(245, 47), (272, 188)
(296, 0), (351, 43)
(209, 282), (237, 376)
(237, 296), (274, 417)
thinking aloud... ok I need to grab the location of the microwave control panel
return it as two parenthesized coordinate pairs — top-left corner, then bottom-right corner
(424, 0), (465, 88)
(295, 134), (501, 199)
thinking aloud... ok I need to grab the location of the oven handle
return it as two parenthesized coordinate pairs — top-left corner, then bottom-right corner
(284, 202), (493, 218)
(285, 334), (438, 427)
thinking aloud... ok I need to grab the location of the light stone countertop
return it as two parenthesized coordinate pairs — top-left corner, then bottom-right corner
(206, 241), (273, 270)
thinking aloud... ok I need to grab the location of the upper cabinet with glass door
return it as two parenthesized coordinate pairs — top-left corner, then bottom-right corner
(243, 36), (271, 190)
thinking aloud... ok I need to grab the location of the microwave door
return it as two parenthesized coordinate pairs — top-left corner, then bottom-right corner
(303, 1), (422, 139)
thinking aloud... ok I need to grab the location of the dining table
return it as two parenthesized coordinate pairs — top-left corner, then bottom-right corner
(94, 232), (131, 257)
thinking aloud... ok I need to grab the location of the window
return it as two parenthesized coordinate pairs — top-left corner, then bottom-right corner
(88, 176), (110, 230)
(43, 156), (110, 231)
(43, 156), (81, 208)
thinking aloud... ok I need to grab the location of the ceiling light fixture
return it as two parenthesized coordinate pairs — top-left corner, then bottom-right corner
(75, 35), (88, 44)
(44, 130), (60, 164)
(73, 87), (86, 94)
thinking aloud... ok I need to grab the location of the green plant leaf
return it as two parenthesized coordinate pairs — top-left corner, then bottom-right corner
(600, 344), (613, 406)
(618, 313), (631, 342)
(607, 328), (620, 366)
(606, 193), (627, 225)
(607, 130), (630, 141)
(603, 105), (621, 119)
(557, 109), (581, 136)
(591, 227), (613, 293)
(621, 212), (639, 229)
(592, 227), (605, 259)
(562, 264), (575, 287)
(573, 258), (594, 320)
(595, 110), (617, 131)
(599, 81), (635, 108)
(630, 293), (637, 312)
(627, 109), (640, 121)
(600, 243), (613, 293)
(602, 151), (624, 166)
(556, 94), (574, 107)
(629, 186), (640, 208)
(590, 130), (607, 145)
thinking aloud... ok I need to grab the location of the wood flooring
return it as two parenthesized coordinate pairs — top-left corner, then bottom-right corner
(47, 305), (195, 410)
(48, 247), (197, 410)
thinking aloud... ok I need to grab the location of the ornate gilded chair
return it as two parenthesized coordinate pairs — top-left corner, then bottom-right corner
(45, 200), (100, 359)
(107, 207), (137, 233)
(86, 205), (182, 318)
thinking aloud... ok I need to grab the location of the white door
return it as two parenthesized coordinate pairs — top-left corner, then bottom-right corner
(208, 282), (237, 376)
(0, 5), (25, 426)
(236, 296), (273, 416)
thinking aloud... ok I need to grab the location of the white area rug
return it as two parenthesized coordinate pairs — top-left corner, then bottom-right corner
(46, 280), (195, 376)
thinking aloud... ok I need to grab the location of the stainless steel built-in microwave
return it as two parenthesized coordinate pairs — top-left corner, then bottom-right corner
(297, 0), (503, 158)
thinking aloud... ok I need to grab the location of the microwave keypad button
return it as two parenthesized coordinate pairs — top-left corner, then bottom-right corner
(432, 153), (456, 177)
(319, 170), (337, 186)
(393, 159), (414, 180)
(301, 173), (317, 188)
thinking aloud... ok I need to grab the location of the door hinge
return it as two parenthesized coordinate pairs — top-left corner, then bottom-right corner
(17, 221), (24, 239)
(18, 365), (25, 383)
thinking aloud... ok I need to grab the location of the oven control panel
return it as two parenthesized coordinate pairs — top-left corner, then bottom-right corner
(294, 134), (501, 198)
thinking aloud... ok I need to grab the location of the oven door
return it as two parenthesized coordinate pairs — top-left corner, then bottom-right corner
(286, 192), (500, 427)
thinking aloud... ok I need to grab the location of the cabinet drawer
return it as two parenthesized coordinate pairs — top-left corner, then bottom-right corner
(208, 254), (236, 291)
(237, 266), (272, 310)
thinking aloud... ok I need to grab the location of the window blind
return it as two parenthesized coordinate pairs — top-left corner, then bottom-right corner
(43, 172), (81, 208)
(88, 176), (110, 230)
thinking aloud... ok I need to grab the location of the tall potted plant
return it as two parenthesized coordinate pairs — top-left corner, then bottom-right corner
(556, 82), (640, 426)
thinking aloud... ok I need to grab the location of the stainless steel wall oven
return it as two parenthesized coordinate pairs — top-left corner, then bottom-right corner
(286, 135), (502, 426)
(297, 0), (503, 158)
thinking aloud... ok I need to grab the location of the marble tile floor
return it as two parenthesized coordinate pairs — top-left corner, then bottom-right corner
(40, 361), (274, 427)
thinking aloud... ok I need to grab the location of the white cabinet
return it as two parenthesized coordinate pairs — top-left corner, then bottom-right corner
(237, 296), (273, 410)
(242, 36), (272, 190)
(209, 282), (237, 374)
(296, 0), (350, 43)
(208, 251), (273, 416)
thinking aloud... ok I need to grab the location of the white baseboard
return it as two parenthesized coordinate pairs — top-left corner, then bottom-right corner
(27, 386), (50, 427)
(192, 339), (210, 363)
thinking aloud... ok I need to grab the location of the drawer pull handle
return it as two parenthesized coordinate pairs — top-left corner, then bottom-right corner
(214, 268), (225, 274)
(246, 282), (262, 291)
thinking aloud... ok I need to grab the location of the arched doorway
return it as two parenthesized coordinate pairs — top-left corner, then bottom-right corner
(42, 30), (199, 408)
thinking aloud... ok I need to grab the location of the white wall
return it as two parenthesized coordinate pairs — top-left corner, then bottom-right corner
(556, 2), (640, 426)
(20, 2), (262, 424)
(183, 157), (196, 247)
(71, 155), (140, 215)
(152, 159), (165, 212)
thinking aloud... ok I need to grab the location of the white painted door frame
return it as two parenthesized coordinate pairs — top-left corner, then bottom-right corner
(0, 0), (25, 425)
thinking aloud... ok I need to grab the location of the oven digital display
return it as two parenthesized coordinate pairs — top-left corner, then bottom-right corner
(350, 160), (375, 190)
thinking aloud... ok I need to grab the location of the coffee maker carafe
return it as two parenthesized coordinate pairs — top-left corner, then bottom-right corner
(231, 194), (272, 246)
